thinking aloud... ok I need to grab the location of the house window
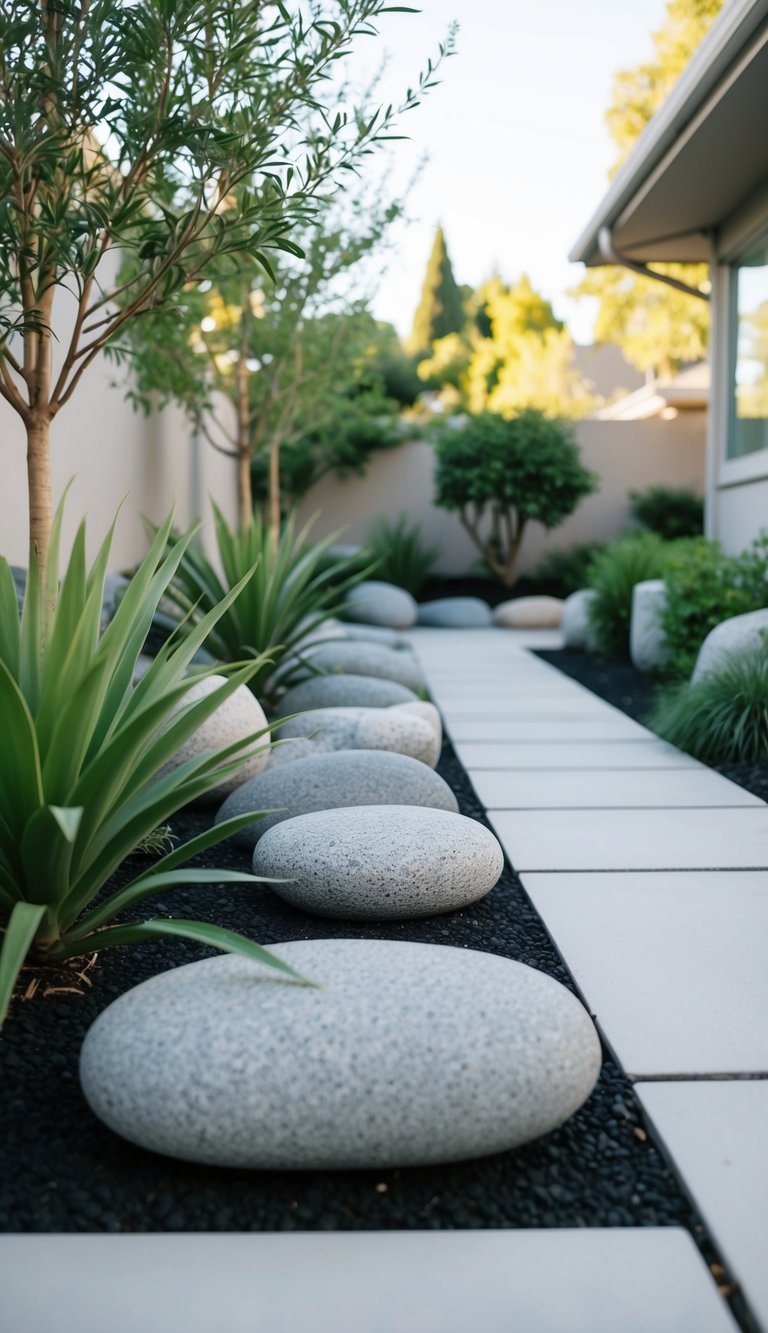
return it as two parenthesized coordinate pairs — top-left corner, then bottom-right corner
(728, 233), (768, 459)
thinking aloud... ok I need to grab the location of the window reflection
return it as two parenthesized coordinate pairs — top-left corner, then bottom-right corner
(730, 237), (768, 459)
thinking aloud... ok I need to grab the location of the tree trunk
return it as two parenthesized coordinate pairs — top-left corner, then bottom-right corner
(237, 450), (253, 533)
(26, 415), (53, 573)
(235, 337), (252, 533)
(268, 436), (281, 558)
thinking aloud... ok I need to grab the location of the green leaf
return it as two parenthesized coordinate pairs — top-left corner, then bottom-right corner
(0, 901), (46, 1027)
(58, 917), (315, 987)
(0, 660), (44, 840)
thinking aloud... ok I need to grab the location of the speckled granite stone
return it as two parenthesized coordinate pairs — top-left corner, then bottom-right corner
(561, 589), (598, 651)
(252, 805), (503, 919)
(79, 938), (602, 1168)
(216, 749), (458, 849)
(290, 640), (425, 693)
(342, 624), (411, 648)
(268, 706), (438, 769)
(154, 675), (271, 801)
(344, 581), (417, 629)
(390, 700), (442, 755)
(277, 674), (417, 714)
(692, 608), (768, 682)
(417, 597), (493, 628)
(494, 596), (564, 629)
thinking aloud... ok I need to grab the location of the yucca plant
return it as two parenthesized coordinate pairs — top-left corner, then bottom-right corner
(649, 646), (768, 764)
(160, 506), (369, 702)
(0, 505), (309, 1027)
(365, 514), (440, 598)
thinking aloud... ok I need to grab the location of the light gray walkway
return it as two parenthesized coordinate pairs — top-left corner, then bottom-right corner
(0, 1229), (737, 1333)
(411, 625), (768, 1331)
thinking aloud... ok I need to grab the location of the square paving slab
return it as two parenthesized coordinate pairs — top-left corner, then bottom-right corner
(637, 1081), (768, 1331)
(437, 697), (612, 719)
(491, 807), (768, 871)
(447, 716), (653, 742)
(473, 768), (761, 809)
(0, 1229), (736, 1333)
(455, 740), (704, 770)
(521, 871), (768, 1075)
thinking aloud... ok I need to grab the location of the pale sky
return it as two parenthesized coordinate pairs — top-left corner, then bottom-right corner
(362, 0), (670, 344)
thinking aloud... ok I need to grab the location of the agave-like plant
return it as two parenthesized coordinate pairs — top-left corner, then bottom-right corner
(159, 506), (370, 702)
(0, 505), (308, 1026)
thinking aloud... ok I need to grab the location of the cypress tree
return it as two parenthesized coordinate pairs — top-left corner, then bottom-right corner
(409, 225), (465, 354)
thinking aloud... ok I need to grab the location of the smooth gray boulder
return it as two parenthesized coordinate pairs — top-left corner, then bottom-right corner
(253, 805), (503, 920)
(417, 597), (493, 628)
(345, 580), (417, 629)
(269, 705), (438, 768)
(276, 673), (417, 714)
(494, 596), (564, 629)
(290, 639), (426, 693)
(155, 675), (270, 801)
(343, 624), (411, 648)
(216, 749), (458, 849)
(561, 589), (599, 651)
(692, 608), (768, 683)
(80, 938), (602, 1169)
(630, 579), (670, 673)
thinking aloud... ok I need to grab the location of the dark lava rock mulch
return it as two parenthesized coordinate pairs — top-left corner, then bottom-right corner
(536, 648), (768, 803)
(0, 745), (705, 1242)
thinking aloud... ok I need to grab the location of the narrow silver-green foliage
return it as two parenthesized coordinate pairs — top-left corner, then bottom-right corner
(161, 507), (370, 702)
(0, 503), (309, 1026)
(649, 646), (768, 763)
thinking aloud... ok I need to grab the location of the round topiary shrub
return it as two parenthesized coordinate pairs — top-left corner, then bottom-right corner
(434, 410), (597, 587)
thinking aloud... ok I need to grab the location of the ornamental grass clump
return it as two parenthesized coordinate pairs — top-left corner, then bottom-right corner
(161, 507), (369, 702)
(649, 646), (768, 764)
(365, 515), (440, 598)
(0, 507), (307, 1027)
(587, 532), (670, 659)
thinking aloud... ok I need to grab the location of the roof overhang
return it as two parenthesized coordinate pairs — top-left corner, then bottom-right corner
(570, 0), (768, 267)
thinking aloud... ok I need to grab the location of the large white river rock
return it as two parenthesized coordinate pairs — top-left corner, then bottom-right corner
(79, 938), (602, 1170)
(215, 749), (458, 850)
(251, 805), (503, 920)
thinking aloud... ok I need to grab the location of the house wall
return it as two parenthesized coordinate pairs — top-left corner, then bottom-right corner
(295, 415), (706, 576)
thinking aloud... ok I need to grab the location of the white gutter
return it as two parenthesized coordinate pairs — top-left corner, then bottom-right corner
(570, 0), (768, 264)
(597, 226), (710, 300)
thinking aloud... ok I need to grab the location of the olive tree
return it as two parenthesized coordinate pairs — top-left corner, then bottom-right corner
(434, 410), (597, 586)
(0, 0), (429, 570)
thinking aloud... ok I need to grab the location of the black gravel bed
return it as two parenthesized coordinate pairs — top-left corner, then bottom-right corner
(536, 648), (768, 803)
(0, 742), (755, 1326)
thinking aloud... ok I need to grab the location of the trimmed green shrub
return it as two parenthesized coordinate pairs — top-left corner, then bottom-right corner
(660, 535), (768, 678)
(434, 410), (597, 586)
(649, 646), (768, 763)
(365, 515), (440, 598)
(629, 485), (704, 540)
(532, 542), (607, 598)
(587, 532), (670, 658)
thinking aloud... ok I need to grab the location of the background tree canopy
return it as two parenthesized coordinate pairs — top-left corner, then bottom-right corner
(571, 0), (723, 377)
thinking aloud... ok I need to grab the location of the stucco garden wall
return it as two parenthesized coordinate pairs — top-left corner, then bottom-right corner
(296, 414), (707, 575)
(0, 348), (239, 572)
